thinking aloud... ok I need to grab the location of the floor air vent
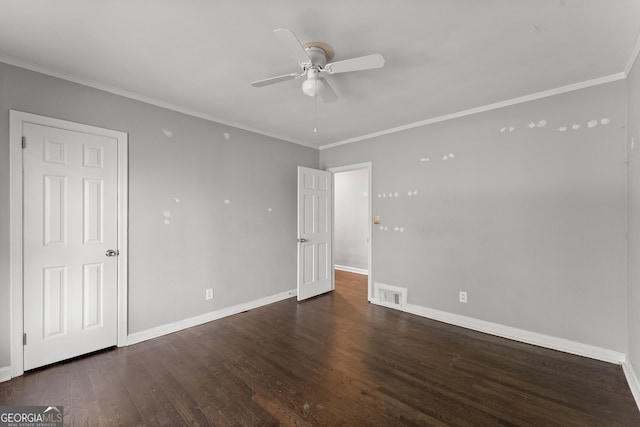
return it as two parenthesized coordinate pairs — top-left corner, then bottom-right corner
(375, 283), (407, 309)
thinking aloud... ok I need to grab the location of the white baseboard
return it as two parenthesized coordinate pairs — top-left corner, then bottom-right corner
(335, 264), (368, 275)
(127, 289), (297, 346)
(0, 366), (11, 383)
(622, 358), (640, 412)
(397, 303), (626, 365)
(376, 300), (639, 410)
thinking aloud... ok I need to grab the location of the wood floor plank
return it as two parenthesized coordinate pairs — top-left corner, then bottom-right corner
(1, 270), (638, 426)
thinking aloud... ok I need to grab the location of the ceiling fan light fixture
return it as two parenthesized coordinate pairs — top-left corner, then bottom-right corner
(302, 76), (325, 97)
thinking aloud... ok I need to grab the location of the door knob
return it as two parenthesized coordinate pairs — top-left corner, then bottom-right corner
(297, 238), (307, 243)
(105, 249), (119, 257)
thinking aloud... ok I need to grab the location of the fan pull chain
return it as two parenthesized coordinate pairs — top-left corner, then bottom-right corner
(313, 83), (318, 133)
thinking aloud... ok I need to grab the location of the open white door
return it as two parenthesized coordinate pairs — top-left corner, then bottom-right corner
(297, 167), (334, 301)
(22, 122), (119, 370)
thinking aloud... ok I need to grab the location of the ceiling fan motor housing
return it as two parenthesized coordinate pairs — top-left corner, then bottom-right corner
(303, 46), (328, 68)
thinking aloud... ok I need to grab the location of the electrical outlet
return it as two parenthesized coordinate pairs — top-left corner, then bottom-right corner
(459, 291), (467, 303)
(206, 288), (214, 300)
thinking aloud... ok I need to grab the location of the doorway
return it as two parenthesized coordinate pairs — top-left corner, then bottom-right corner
(329, 163), (372, 301)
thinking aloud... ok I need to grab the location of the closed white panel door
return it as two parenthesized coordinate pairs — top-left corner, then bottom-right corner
(23, 123), (118, 370)
(297, 167), (333, 301)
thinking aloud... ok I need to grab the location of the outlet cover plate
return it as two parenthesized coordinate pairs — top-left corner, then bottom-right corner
(459, 291), (467, 303)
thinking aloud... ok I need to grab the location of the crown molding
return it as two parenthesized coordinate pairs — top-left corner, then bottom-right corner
(319, 73), (626, 150)
(624, 29), (640, 77)
(0, 53), (631, 153)
(0, 54), (317, 149)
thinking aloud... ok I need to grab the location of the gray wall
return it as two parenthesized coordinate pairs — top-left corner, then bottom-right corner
(321, 81), (629, 352)
(0, 62), (318, 367)
(627, 54), (640, 372)
(334, 169), (369, 271)
(1, 59), (636, 371)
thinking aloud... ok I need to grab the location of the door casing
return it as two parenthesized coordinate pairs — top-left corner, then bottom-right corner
(9, 110), (129, 378)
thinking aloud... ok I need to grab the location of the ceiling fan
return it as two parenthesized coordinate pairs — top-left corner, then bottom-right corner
(251, 29), (385, 103)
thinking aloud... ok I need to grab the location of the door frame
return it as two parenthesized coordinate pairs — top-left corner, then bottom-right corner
(9, 110), (129, 378)
(328, 162), (373, 301)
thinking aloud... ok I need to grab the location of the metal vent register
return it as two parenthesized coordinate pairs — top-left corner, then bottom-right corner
(375, 283), (407, 309)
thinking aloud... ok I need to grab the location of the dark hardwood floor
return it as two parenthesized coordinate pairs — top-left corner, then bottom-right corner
(1, 270), (639, 426)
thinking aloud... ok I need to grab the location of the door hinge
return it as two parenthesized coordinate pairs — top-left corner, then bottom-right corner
(21, 136), (26, 149)
(23, 333), (27, 345)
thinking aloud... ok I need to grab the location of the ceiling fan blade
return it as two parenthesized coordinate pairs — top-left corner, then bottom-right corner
(318, 78), (337, 103)
(324, 53), (385, 74)
(273, 28), (312, 67)
(251, 73), (300, 87)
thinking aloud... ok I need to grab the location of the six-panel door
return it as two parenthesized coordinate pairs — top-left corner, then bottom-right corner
(23, 123), (118, 370)
(297, 166), (334, 301)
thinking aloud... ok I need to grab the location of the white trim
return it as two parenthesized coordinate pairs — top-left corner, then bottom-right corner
(1, 54), (629, 152)
(116, 124), (129, 348)
(3, 55), (629, 155)
(0, 366), (11, 383)
(328, 162), (373, 301)
(9, 113), (23, 379)
(622, 358), (640, 412)
(328, 162), (374, 173)
(126, 289), (297, 346)
(335, 264), (368, 275)
(9, 111), (128, 378)
(0, 55), (314, 149)
(319, 73), (626, 150)
(624, 29), (640, 77)
(382, 300), (640, 408)
(399, 303), (626, 364)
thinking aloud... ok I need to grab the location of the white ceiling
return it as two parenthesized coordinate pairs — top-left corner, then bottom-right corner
(0, 1), (639, 149)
